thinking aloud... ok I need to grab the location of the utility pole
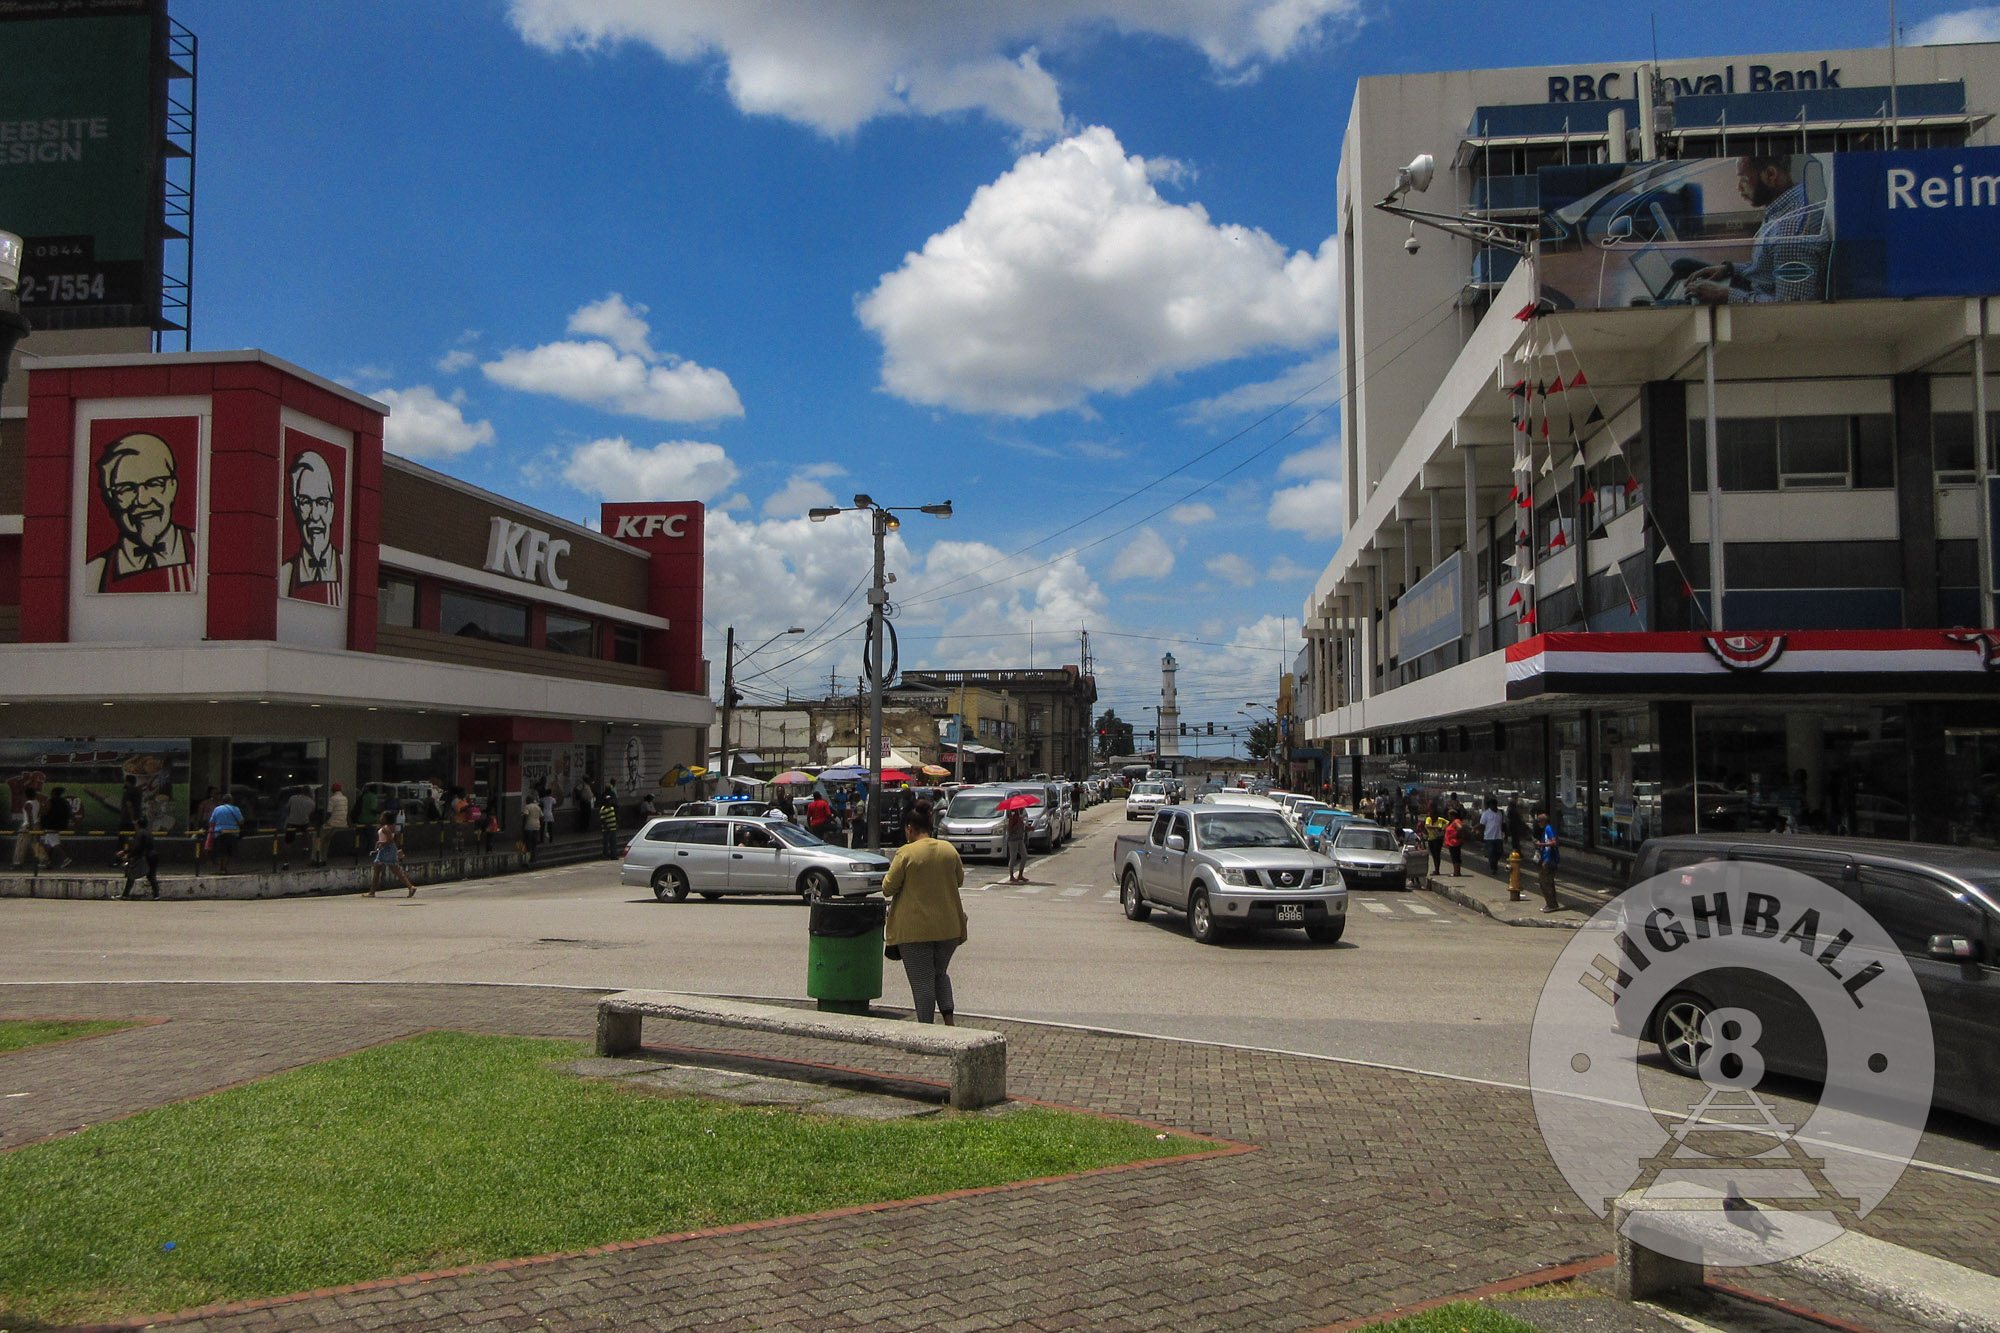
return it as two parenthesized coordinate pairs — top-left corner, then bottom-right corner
(805, 494), (954, 849)
(954, 681), (966, 784)
(718, 627), (736, 785)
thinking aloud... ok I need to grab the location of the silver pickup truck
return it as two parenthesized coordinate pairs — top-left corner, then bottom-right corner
(1111, 805), (1346, 945)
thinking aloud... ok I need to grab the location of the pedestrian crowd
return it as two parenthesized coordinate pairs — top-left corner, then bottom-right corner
(1349, 784), (1567, 914)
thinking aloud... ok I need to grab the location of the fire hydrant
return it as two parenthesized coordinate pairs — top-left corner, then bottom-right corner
(1507, 850), (1525, 901)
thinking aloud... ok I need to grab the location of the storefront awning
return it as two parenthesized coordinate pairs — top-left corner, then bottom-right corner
(1507, 630), (2000, 699)
(0, 641), (715, 728)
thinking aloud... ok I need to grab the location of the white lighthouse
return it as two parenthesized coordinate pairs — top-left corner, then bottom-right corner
(1159, 652), (1181, 757)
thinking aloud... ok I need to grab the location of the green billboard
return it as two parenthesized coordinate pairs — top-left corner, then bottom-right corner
(0, 0), (163, 328)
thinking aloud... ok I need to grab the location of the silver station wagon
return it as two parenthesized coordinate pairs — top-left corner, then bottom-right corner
(621, 815), (889, 902)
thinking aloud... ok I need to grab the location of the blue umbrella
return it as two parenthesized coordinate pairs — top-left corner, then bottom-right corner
(819, 766), (866, 780)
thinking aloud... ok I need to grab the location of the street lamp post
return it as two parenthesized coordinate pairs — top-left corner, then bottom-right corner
(719, 624), (805, 787)
(809, 494), (952, 850)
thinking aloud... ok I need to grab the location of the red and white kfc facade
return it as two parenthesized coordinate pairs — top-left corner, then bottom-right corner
(0, 350), (714, 834)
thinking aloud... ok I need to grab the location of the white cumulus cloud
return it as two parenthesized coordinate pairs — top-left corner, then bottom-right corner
(1907, 7), (2000, 42)
(507, 0), (1360, 138)
(1267, 476), (1344, 541)
(1205, 552), (1259, 587)
(483, 294), (743, 421)
(1107, 526), (1174, 581)
(764, 472), (838, 518)
(857, 125), (1339, 416)
(562, 437), (741, 501)
(1266, 555), (1315, 581)
(377, 386), (496, 459)
(1168, 502), (1215, 525)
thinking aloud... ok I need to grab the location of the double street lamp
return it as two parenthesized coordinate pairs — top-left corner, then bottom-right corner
(808, 494), (952, 850)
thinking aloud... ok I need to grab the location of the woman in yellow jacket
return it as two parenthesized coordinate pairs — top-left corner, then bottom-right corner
(882, 799), (967, 1025)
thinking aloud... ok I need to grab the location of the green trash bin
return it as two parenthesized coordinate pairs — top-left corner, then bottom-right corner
(806, 896), (886, 1015)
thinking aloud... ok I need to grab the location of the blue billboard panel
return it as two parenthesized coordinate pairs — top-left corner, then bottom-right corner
(1394, 551), (1463, 661)
(1535, 147), (2000, 311)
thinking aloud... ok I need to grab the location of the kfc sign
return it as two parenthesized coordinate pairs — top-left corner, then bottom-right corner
(484, 517), (570, 591)
(611, 512), (688, 540)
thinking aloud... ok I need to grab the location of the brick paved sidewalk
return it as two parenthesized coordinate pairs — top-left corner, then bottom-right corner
(2, 983), (1995, 1333)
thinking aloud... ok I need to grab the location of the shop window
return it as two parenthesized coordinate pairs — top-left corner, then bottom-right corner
(228, 739), (328, 832)
(613, 625), (643, 665)
(1692, 704), (1907, 838)
(355, 740), (449, 824)
(1943, 729), (2000, 849)
(378, 574), (417, 628)
(1595, 710), (1659, 853)
(439, 588), (529, 647)
(1932, 411), (2000, 486)
(1552, 718), (1586, 842)
(545, 611), (595, 656)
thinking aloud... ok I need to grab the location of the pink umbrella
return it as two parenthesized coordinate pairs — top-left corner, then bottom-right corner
(995, 792), (1041, 811)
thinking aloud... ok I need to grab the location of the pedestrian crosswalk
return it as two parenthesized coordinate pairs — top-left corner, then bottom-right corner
(961, 878), (1461, 923)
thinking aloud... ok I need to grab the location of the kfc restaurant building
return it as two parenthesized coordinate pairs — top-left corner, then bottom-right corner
(0, 350), (714, 835)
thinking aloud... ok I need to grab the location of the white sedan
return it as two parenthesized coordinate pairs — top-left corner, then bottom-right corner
(622, 815), (889, 901)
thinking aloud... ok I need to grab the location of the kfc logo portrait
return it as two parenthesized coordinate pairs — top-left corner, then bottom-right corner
(83, 417), (201, 595)
(280, 429), (346, 607)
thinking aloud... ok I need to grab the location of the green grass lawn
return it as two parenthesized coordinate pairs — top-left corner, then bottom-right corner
(0, 1030), (1206, 1326)
(1368, 1302), (1545, 1333)
(0, 1018), (140, 1054)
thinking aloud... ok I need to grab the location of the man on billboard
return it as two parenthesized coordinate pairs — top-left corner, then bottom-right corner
(282, 448), (343, 606)
(85, 431), (196, 594)
(1687, 156), (1829, 304)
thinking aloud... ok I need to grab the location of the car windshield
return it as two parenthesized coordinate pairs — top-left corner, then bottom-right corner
(948, 794), (1006, 819)
(769, 824), (824, 848)
(1336, 827), (1397, 852)
(1132, 784), (1165, 796)
(1194, 812), (1301, 849)
(1302, 808), (1336, 826)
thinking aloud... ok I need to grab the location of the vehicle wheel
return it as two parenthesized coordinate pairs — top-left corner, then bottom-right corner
(800, 869), (836, 901)
(1121, 870), (1151, 921)
(699, 891), (723, 902)
(1306, 920), (1345, 944)
(651, 867), (689, 902)
(1188, 886), (1223, 945)
(1654, 990), (1715, 1078)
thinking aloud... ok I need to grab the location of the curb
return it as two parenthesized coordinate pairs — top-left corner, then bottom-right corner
(1418, 874), (1590, 929)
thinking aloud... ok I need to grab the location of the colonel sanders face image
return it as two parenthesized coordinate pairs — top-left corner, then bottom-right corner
(86, 431), (196, 594)
(283, 449), (344, 606)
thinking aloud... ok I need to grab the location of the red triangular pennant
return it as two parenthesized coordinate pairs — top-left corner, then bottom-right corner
(1514, 303), (1538, 322)
(1508, 587), (1523, 607)
(1517, 491), (1533, 508)
(1579, 487), (1597, 505)
(1540, 418), (1550, 438)
(1623, 476), (1640, 496)
(1506, 379), (1528, 398)
(1568, 370), (1588, 389)
(1519, 608), (1538, 626)
(1550, 530), (1569, 551)
(1505, 484), (1519, 504)
(1546, 376), (1567, 395)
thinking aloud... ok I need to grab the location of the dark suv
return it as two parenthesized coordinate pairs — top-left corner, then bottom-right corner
(1625, 834), (2000, 1125)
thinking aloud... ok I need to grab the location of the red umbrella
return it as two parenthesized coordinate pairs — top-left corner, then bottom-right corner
(995, 792), (1041, 811)
(878, 768), (910, 783)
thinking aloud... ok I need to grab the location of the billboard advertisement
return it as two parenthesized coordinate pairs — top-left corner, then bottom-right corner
(2, 737), (189, 834)
(280, 427), (348, 608)
(1394, 551), (1465, 661)
(1536, 147), (2000, 311)
(81, 413), (200, 595)
(0, 0), (163, 328)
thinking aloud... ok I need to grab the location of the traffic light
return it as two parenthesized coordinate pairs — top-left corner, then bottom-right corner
(1179, 722), (1188, 736)
(1207, 722), (1215, 735)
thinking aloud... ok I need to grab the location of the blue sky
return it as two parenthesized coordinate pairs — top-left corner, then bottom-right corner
(172, 0), (1992, 738)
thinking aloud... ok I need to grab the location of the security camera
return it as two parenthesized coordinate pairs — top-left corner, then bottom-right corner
(1404, 223), (1420, 255)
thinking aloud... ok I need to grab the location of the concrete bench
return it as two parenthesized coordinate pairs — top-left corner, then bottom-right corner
(595, 991), (1007, 1110)
(1613, 1193), (2000, 1333)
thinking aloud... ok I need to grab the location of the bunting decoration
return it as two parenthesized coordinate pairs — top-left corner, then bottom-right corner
(1549, 529), (1569, 552)
(1508, 587), (1523, 607)
(1579, 486), (1597, 506)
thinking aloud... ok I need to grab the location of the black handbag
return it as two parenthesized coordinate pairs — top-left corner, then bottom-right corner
(884, 944), (902, 961)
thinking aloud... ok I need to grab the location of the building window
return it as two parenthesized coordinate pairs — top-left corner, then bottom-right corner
(545, 611), (595, 656)
(613, 625), (642, 665)
(355, 740), (449, 823)
(1689, 415), (1893, 492)
(228, 738), (328, 831)
(378, 574), (417, 628)
(439, 588), (529, 647)
(1932, 411), (1999, 486)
